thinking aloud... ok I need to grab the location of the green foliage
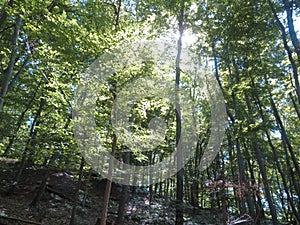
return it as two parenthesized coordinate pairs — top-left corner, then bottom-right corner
(0, 0), (299, 223)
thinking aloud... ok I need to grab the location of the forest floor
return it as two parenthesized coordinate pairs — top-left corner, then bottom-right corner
(0, 159), (227, 225)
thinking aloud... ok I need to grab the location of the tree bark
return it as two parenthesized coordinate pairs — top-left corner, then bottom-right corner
(3, 82), (41, 157)
(289, 93), (300, 120)
(244, 93), (278, 224)
(175, 1), (185, 224)
(30, 166), (51, 207)
(250, 75), (300, 222)
(283, 0), (300, 64)
(98, 134), (117, 225)
(69, 157), (85, 225)
(267, 0), (300, 103)
(226, 55), (247, 215)
(13, 98), (46, 190)
(0, 16), (22, 110)
(116, 152), (130, 224)
(268, 93), (300, 176)
(0, 0), (13, 31)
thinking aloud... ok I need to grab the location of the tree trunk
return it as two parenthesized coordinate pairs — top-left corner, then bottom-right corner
(98, 134), (117, 225)
(149, 152), (153, 203)
(6, 57), (30, 93)
(13, 98), (46, 190)
(69, 157), (85, 225)
(289, 93), (300, 120)
(220, 149), (227, 225)
(0, 0), (13, 32)
(30, 165), (51, 207)
(175, 1), (185, 224)
(244, 93), (278, 224)
(3, 82), (41, 157)
(226, 55), (247, 214)
(283, 0), (300, 64)
(268, 93), (300, 176)
(250, 76), (300, 222)
(116, 152), (130, 224)
(267, 0), (300, 103)
(0, 16), (22, 110)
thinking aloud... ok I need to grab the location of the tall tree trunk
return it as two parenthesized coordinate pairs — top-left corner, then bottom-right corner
(268, 130), (299, 222)
(244, 94), (278, 224)
(149, 152), (154, 203)
(282, 137), (300, 204)
(225, 55), (247, 214)
(175, 1), (185, 224)
(283, 0), (300, 64)
(250, 76), (300, 222)
(245, 146), (265, 222)
(116, 152), (130, 224)
(0, 16), (22, 110)
(191, 138), (202, 207)
(3, 82), (41, 157)
(220, 149), (227, 225)
(0, 0), (13, 31)
(243, 142), (259, 220)
(267, 0), (300, 103)
(69, 157), (85, 225)
(6, 57), (30, 93)
(13, 98), (46, 190)
(96, 1), (121, 223)
(289, 93), (300, 120)
(97, 134), (117, 225)
(268, 92), (300, 176)
(227, 131), (240, 211)
(0, 10), (7, 31)
(30, 156), (54, 207)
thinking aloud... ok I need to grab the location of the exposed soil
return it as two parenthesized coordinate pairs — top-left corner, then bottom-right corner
(0, 160), (224, 225)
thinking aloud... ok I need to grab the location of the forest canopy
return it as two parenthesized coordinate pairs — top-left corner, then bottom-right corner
(0, 0), (299, 224)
